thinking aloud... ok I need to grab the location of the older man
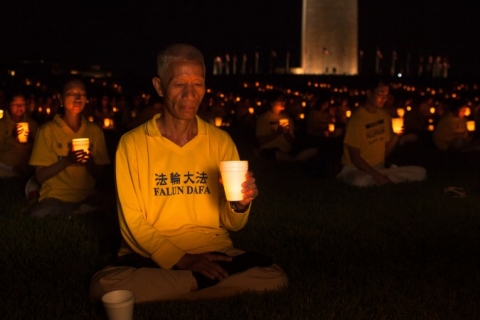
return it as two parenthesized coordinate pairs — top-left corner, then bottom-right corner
(90, 44), (287, 302)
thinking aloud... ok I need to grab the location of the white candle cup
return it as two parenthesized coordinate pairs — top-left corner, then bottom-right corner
(17, 122), (29, 143)
(392, 118), (404, 134)
(279, 119), (289, 127)
(215, 117), (223, 127)
(72, 138), (90, 163)
(219, 161), (248, 201)
(467, 120), (475, 132)
(102, 290), (135, 320)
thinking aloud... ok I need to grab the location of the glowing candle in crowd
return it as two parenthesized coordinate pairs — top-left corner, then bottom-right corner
(397, 108), (405, 118)
(299, 113), (305, 119)
(248, 107), (254, 114)
(46, 107), (51, 115)
(215, 117), (222, 127)
(328, 123), (335, 132)
(72, 138), (89, 163)
(346, 110), (352, 118)
(430, 107), (436, 114)
(428, 124), (435, 131)
(88, 116), (94, 122)
(17, 122), (29, 143)
(406, 106), (412, 111)
(0, 110), (3, 119)
(279, 119), (289, 127)
(464, 107), (471, 117)
(104, 118), (111, 128)
(467, 120), (475, 131)
(391, 118), (404, 134)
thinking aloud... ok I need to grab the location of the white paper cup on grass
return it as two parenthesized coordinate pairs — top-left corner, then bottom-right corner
(102, 290), (135, 320)
(219, 160), (248, 201)
(72, 138), (89, 163)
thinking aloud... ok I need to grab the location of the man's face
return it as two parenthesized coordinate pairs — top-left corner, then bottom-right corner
(271, 100), (286, 115)
(155, 60), (205, 121)
(367, 84), (389, 109)
(9, 96), (27, 117)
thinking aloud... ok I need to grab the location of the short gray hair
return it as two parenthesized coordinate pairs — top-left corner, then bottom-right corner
(156, 43), (205, 82)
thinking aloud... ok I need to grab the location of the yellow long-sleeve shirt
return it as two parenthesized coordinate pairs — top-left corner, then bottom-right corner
(29, 114), (110, 202)
(116, 114), (250, 269)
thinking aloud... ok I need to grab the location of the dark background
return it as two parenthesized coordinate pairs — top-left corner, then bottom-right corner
(1, 0), (479, 78)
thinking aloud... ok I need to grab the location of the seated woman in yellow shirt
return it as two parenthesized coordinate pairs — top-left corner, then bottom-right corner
(0, 92), (38, 178)
(433, 100), (472, 151)
(28, 78), (111, 217)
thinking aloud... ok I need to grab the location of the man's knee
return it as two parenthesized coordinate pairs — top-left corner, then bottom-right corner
(235, 264), (288, 292)
(260, 264), (288, 291)
(337, 171), (373, 187)
(89, 266), (135, 303)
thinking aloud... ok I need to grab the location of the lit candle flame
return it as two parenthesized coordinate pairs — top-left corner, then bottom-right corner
(467, 120), (475, 131)
(392, 118), (404, 134)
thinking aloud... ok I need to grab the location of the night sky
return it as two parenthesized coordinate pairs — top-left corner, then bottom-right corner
(1, 0), (479, 78)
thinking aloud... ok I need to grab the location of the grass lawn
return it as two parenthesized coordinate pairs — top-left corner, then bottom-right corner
(1, 127), (480, 320)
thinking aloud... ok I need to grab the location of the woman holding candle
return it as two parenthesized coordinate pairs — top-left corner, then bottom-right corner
(433, 100), (474, 151)
(28, 78), (111, 217)
(306, 95), (332, 137)
(0, 92), (38, 178)
(256, 92), (318, 162)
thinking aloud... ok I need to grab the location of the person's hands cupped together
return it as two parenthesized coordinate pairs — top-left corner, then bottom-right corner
(175, 252), (233, 280)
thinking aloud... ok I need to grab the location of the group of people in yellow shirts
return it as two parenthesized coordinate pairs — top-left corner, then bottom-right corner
(1, 43), (477, 304)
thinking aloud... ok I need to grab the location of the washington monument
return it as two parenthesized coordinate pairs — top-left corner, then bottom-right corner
(292, 0), (358, 75)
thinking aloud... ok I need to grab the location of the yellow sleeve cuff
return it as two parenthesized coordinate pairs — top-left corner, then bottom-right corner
(151, 243), (186, 269)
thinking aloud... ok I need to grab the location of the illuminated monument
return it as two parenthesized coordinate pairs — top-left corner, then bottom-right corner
(292, 0), (358, 75)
